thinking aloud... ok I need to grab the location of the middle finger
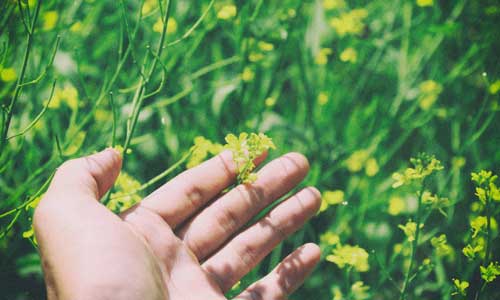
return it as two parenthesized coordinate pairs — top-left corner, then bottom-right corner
(176, 152), (310, 261)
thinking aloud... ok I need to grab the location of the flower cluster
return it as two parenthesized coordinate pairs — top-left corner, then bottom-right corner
(319, 190), (345, 212)
(187, 136), (223, 169)
(224, 132), (276, 184)
(392, 153), (443, 188)
(107, 172), (142, 214)
(345, 149), (379, 176)
(326, 243), (370, 272)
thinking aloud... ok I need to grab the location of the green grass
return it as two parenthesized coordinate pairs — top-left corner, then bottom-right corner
(1, 0), (500, 298)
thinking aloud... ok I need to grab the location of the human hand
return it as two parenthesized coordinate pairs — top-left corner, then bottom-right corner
(34, 148), (321, 300)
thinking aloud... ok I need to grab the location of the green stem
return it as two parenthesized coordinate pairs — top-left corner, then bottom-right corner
(1, 0), (42, 153)
(400, 181), (426, 300)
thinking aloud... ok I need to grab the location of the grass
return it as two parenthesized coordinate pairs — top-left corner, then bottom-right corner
(1, 0), (500, 299)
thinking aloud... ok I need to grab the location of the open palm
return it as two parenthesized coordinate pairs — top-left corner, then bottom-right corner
(34, 148), (321, 300)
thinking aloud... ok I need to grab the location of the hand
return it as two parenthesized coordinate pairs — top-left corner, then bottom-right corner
(34, 148), (321, 300)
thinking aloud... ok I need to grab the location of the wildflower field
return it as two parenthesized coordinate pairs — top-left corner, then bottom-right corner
(1, 0), (500, 299)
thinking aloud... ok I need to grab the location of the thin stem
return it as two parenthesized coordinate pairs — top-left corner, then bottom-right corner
(1, 0), (42, 152)
(400, 181), (426, 300)
(7, 80), (56, 140)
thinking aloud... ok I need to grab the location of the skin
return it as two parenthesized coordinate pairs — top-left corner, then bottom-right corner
(34, 148), (322, 300)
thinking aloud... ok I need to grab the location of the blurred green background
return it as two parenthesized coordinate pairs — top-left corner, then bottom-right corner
(1, 0), (500, 299)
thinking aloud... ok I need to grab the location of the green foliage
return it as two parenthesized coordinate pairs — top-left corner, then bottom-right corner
(1, 0), (500, 299)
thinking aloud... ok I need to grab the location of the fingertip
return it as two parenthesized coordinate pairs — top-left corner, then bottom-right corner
(283, 152), (310, 172)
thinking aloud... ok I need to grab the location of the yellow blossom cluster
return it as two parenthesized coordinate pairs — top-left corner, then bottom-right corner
(107, 172), (143, 213)
(319, 190), (345, 212)
(398, 220), (423, 242)
(392, 153), (443, 188)
(329, 9), (368, 37)
(224, 132), (275, 183)
(326, 243), (370, 272)
(186, 136), (223, 169)
(345, 149), (379, 176)
(418, 80), (443, 110)
(46, 83), (79, 110)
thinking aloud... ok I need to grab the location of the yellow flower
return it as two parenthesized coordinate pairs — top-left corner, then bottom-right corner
(317, 91), (329, 106)
(388, 196), (405, 216)
(451, 278), (469, 296)
(340, 47), (358, 63)
(315, 48), (333, 65)
(42, 10), (59, 31)
(326, 244), (370, 272)
(323, 0), (346, 10)
(320, 232), (340, 246)
(187, 136), (223, 168)
(329, 8), (368, 37)
(108, 172), (142, 213)
(0, 67), (17, 82)
(217, 4), (237, 20)
(249, 52), (265, 62)
(480, 262), (500, 282)
(398, 220), (423, 242)
(365, 158), (379, 176)
(430, 234), (453, 257)
(70, 21), (83, 33)
(418, 80), (442, 110)
(142, 0), (157, 15)
(462, 243), (483, 260)
(47, 83), (79, 110)
(153, 17), (178, 34)
(345, 149), (369, 173)
(416, 0), (434, 7)
(257, 41), (274, 52)
(324, 190), (345, 205)
(489, 79), (500, 94)
(241, 67), (255, 82)
(351, 281), (370, 300)
(265, 97), (277, 107)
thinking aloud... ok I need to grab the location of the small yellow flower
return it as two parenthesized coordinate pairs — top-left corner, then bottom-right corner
(315, 48), (333, 65)
(70, 21), (83, 33)
(326, 244), (370, 272)
(351, 281), (370, 300)
(108, 172), (143, 213)
(489, 79), (500, 94)
(42, 10), (59, 31)
(388, 196), (405, 216)
(257, 41), (274, 52)
(345, 149), (369, 173)
(217, 4), (237, 20)
(324, 190), (345, 205)
(317, 91), (329, 106)
(399, 220), (423, 242)
(329, 8), (368, 37)
(241, 67), (255, 82)
(340, 47), (358, 63)
(320, 232), (340, 246)
(248, 52), (265, 62)
(418, 80), (442, 110)
(0, 67), (17, 82)
(323, 0), (346, 10)
(365, 158), (379, 176)
(430, 234), (453, 257)
(480, 262), (500, 282)
(265, 97), (277, 107)
(153, 18), (178, 34)
(416, 0), (434, 7)
(142, 0), (157, 15)
(462, 243), (483, 260)
(451, 278), (469, 296)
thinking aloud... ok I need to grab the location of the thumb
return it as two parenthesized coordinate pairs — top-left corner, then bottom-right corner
(48, 148), (122, 200)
